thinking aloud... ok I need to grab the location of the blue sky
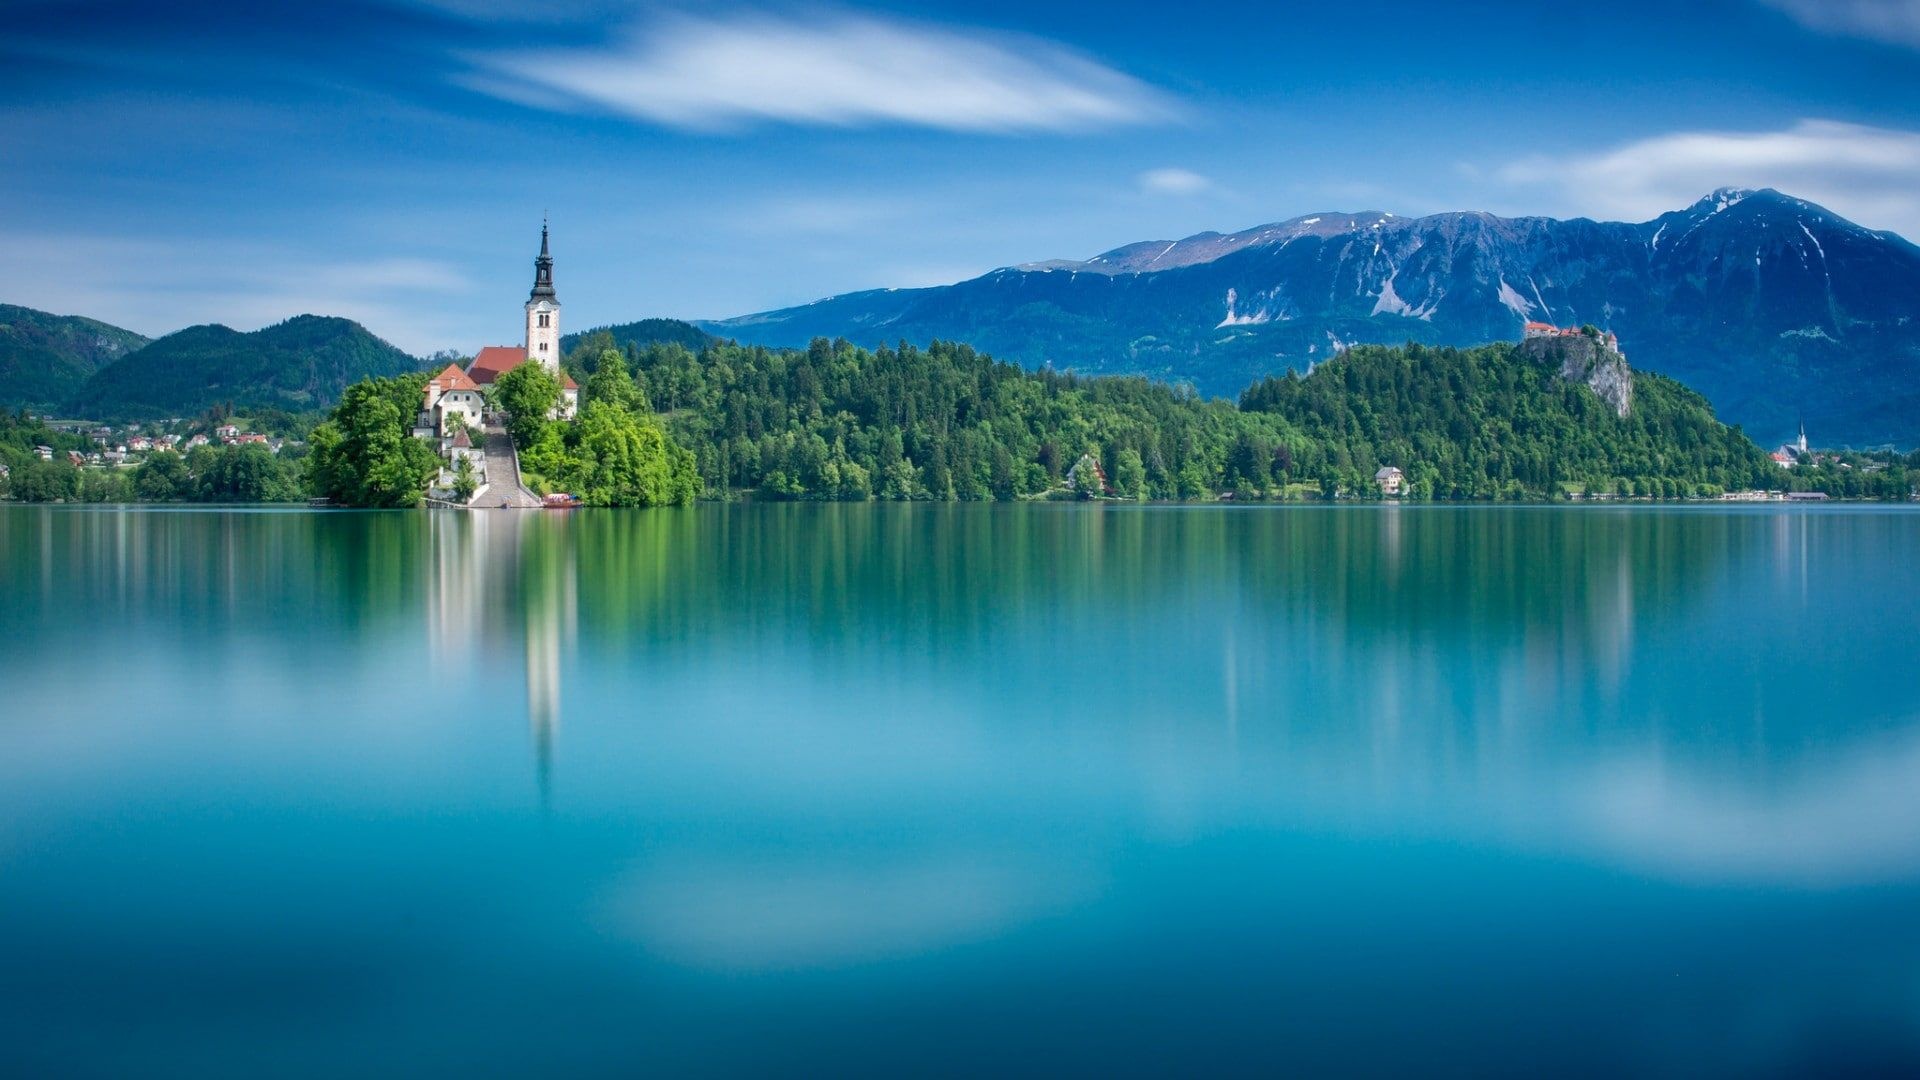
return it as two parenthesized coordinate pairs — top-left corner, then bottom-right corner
(4, 0), (1920, 353)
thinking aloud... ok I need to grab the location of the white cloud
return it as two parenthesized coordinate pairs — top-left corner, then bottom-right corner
(460, 10), (1177, 133)
(1137, 167), (1212, 196)
(1758, 0), (1920, 49)
(1495, 119), (1920, 238)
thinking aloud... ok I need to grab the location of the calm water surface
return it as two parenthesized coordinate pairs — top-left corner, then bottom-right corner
(4, 503), (1920, 1076)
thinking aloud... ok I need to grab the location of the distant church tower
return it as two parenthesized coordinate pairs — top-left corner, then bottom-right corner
(525, 220), (560, 373)
(1797, 418), (1809, 455)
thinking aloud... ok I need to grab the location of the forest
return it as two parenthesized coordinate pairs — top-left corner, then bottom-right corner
(571, 332), (1791, 502)
(11, 330), (1916, 507)
(1236, 341), (1782, 498)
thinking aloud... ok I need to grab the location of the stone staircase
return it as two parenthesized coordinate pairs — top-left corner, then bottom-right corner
(479, 420), (544, 508)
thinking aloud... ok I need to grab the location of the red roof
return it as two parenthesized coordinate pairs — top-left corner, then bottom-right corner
(1523, 321), (1556, 332)
(432, 362), (480, 393)
(467, 346), (527, 385)
(450, 427), (473, 449)
(467, 347), (578, 390)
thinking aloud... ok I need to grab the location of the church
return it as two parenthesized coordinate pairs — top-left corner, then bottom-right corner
(419, 222), (580, 439)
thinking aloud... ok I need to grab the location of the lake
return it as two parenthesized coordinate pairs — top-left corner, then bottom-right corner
(4, 503), (1919, 1076)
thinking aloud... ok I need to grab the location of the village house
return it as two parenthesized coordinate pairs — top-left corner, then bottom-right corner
(215, 424), (240, 441)
(418, 363), (485, 437)
(1375, 465), (1406, 496)
(1068, 452), (1108, 496)
(34, 445), (53, 460)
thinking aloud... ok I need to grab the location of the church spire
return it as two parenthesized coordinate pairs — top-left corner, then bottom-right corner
(530, 218), (556, 301)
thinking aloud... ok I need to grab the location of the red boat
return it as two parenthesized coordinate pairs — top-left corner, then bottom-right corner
(542, 493), (581, 509)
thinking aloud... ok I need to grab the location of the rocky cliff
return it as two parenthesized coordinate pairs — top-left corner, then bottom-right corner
(1522, 334), (1633, 417)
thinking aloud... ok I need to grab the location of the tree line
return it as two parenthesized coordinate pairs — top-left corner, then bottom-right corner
(12, 332), (1916, 507)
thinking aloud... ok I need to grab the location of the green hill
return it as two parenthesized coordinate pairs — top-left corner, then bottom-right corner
(0, 304), (151, 410)
(74, 315), (420, 419)
(563, 318), (716, 357)
(1238, 340), (1779, 498)
(602, 333), (1778, 501)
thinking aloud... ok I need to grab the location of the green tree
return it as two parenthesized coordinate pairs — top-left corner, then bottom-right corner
(452, 455), (478, 503)
(583, 348), (646, 414)
(495, 363), (562, 448)
(1114, 448), (1147, 501)
(305, 374), (439, 507)
(574, 401), (699, 507)
(134, 451), (191, 500)
(198, 444), (296, 502)
(11, 459), (80, 502)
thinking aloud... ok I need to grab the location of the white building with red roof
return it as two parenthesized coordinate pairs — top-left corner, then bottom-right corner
(421, 362), (485, 436)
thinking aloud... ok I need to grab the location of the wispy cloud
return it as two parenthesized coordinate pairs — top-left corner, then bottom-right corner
(1495, 119), (1920, 238)
(1137, 167), (1212, 196)
(1758, 0), (1920, 49)
(459, 10), (1178, 133)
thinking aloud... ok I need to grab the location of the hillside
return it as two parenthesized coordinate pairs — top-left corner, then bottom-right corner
(73, 315), (420, 418)
(606, 331), (1775, 500)
(563, 317), (716, 356)
(0, 304), (150, 411)
(1239, 337), (1776, 498)
(701, 189), (1920, 448)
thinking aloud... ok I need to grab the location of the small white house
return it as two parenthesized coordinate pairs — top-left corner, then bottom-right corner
(1375, 466), (1406, 496)
(421, 363), (486, 437)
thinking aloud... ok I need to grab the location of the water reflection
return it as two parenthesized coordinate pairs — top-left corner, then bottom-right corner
(5, 504), (1919, 884)
(422, 512), (578, 805)
(5, 504), (1920, 1073)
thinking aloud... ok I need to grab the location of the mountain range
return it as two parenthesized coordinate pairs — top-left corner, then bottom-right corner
(701, 189), (1920, 447)
(0, 311), (420, 420)
(0, 304), (151, 410)
(6, 188), (1916, 445)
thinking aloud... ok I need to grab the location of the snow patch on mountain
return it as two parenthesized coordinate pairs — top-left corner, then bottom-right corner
(1372, 276), (1410, 318)
(1498, 278), (1536, 318)
(1217, 286), (1277, 328)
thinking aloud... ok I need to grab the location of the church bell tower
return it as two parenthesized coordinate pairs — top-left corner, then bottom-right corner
(525, 220), (560, 373)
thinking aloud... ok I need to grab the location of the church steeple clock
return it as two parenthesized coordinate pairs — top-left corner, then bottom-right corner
(525, 220), (560, 373)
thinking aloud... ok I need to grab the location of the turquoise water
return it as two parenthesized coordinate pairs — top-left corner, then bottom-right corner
(3, 503), (1920, 1076)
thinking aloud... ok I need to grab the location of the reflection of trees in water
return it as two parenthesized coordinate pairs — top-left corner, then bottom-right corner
(9, 504), (1913, 793)
(554, 505), (1911, 772)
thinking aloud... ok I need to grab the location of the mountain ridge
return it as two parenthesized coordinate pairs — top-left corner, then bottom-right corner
(73, 314), (421, 419)
(701, 189), (1920, 446)
(0, 304), (152, 411)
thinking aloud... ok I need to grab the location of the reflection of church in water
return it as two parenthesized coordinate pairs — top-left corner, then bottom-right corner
(427, 513), (576, 805)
